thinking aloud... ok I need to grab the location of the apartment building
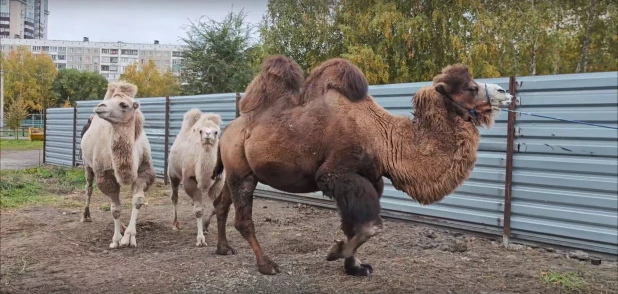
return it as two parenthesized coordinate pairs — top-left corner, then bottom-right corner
(0, 0), (49, 40)
(0, 38), (185, 81)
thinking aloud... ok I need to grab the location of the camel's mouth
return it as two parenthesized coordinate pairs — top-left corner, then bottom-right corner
(201, 138), (216, 145)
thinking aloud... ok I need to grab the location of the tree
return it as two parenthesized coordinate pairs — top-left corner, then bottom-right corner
(1, 46), (57, 113)
(178, 9), (256, 95)
(52, 69), (109, 106)
(119, 60), (181, 98)
(5, 98), (28, 139)
(260, 0), (342, 73)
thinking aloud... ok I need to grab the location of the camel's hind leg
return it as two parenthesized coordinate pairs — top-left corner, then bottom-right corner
(170, 176), (181, 230)
(121, 164), (156, 248)
(184, 176), (207, 247)
(203, 176), (224, 232)
(96, 171), (123, 249)
(213, 182), (235, 255)
(80, 166), (95, 223)
(317, 165), (384, 276)
(228, 173), (279, 275)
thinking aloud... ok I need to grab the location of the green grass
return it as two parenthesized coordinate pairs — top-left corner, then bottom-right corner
(0, 166), (87, 209)
(0, 139), (44, 151)
(541, 271), (586, 292)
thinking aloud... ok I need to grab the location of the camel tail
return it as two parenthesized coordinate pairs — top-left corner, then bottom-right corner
(303, 58), (369, 102)
(181, 108), (203, 132)
(239, 55), (304, 113)
(211, 143), (224, 180)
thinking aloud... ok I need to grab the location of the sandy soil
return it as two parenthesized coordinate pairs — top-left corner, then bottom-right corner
(1, 184), (616, 294)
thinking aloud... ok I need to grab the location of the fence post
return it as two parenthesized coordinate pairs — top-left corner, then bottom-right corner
(235, 92), (241, 118)
(43, 108), (47, 164)
(72, 106), (78, 167)
(163, 96), (170, 185)
(503, 76), (518, 248)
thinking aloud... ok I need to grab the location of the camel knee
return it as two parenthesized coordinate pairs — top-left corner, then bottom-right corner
(234, 219), (254, 237)
(133, 195), (145, 209)
(193, 205), (204, 219)
(111, 205), (121, 219)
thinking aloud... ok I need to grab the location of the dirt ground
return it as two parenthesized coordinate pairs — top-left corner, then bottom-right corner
(1, 183), (617, 294)
(0, 150), (43, 170)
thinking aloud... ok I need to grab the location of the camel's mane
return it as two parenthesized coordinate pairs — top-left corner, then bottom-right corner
(104, 81), (138, 100)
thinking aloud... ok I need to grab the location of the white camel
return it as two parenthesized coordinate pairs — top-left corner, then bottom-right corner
(168, 108), (225, 247)
(80, 81), (156, 249)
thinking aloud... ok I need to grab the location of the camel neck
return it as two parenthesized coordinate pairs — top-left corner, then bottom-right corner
(110, 116), (139, 185)
(371, 98), (481, 205)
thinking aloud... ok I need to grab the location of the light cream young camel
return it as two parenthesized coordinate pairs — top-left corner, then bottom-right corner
(168, 109), (225, 246)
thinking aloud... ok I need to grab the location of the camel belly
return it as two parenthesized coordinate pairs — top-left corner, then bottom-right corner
(252, 163), (319, 193)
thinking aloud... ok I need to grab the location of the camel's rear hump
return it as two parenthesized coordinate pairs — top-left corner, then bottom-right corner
(303, 58), (369, 102)
(239, 55), (304, 113)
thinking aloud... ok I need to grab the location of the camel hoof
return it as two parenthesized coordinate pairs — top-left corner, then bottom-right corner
(344, 263), (373, 276)
(120, 231), (137, 248)
(172, 221), (182, 231)
(110, 242), (120, 249)
(215, 244), (236, 255)
(80, 215), (92, 223)
(257, 256), (280, 275)
(196, 235), (207, 247)
(326, 240), (345, 261)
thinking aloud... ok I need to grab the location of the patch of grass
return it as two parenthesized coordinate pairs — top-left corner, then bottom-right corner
(0, 139), (43, 151)
(541, 271), (586, 292)
(0, 166), (87, 209)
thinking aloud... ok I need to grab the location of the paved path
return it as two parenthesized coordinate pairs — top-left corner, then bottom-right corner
(0, 149), (43, 170)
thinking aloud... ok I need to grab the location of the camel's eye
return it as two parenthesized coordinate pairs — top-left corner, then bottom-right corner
(199, 130), (202, 134)
(119, 102), (129, 109)
(497, 89), (506, 93)
(214, 131), (218, 135)
(468, 87), (478, 92)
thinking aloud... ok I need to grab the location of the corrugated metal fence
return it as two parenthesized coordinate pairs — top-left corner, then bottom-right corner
(43, 71), (618, 255)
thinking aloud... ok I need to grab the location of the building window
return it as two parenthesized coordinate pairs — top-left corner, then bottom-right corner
(85, 49), (90, 54)
(58, 47), (66, 52)
(110, 57), (118, 63)
(68, 56), (73, 61)
(58, 55), (66, 60)
(102, 57), (110, 63)
(110, 65), (118, 72)
(101, 65), (110, 71)
(121, 49), (138, 55)
(32, 46), (41, 51)
(77, 57), (82, 62)
(110, 49), (118, 55)
(172, 51), (183, 57)
(49, 46), (57, 52)
(69, 48), (73, 53)
(102, 49), (110, 54)
(93, 48), (99, 54)
(77, 65), (82, 70)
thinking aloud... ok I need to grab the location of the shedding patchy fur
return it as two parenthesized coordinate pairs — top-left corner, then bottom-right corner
(239, 55), (304, 114)
(303, 58), (369, 103)
(104, 81), (138, 100)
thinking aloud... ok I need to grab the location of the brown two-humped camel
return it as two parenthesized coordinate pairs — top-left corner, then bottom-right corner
(211, 55), (512, 276)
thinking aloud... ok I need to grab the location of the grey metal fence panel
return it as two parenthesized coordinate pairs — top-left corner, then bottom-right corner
(75, 97), (168, 177)
(510, 71), (618, 255)
(44, 108), (75, 167)
(254, 76), (512, 236)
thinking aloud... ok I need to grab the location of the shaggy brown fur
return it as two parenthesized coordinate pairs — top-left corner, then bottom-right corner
(213, 57), (510, 277)
(239, 55), (304, 115)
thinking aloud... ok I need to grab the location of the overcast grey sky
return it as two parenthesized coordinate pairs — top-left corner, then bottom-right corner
(47, 0), (268, 45)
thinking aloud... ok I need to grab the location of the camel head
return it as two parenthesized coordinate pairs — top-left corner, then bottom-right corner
(94, 82), (139, 124)
(193, 113), (222, 146)
(432, 64), (512, 127)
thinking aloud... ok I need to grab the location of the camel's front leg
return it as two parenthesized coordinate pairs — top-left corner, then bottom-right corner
(184, 177), (207, 247)
(121, 166), (155, 248)
(96, 172), (122, 249)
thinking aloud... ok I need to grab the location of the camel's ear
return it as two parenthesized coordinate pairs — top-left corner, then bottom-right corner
(132, 101), (139, 109)
(435, 82), (451, 96)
